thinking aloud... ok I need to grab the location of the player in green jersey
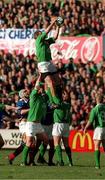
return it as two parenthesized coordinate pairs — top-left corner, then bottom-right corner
(52, 90), (73, 166)
(28, 86), (55, 166)
(34, 17), (61, 105)
(21, 75), (48, 166)
(37, 94), (55, 166)
(84, 93), (105, 169)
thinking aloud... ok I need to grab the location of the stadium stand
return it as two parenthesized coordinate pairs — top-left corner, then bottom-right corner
(0, 0), (105, 129)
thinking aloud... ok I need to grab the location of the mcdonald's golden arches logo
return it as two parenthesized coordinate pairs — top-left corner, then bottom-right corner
(72, 132), (92, 150)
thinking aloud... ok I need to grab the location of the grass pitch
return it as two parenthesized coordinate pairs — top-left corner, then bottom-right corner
(0, 150), (105, 179)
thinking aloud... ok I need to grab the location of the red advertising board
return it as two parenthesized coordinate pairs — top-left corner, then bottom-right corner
(0, 36), (103, 64)
(51, 36), (102, 64)
(69, 130), (103, 152)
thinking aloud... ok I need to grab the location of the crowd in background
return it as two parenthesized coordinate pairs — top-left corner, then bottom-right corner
(0, 0), (105, 129)
(0, 0), (105, 36)
(0, 49), (105, 130)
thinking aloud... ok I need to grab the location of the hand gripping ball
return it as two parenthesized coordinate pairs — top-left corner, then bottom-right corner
(56, 16), (64, 27)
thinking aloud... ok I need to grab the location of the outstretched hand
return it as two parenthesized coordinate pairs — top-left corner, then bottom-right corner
(51, 16), (57, 24)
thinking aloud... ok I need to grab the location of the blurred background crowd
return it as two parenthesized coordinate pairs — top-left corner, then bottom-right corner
(0, 0), (105, 36)
(0, 0), (105, 130)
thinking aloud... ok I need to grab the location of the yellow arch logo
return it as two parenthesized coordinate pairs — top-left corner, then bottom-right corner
(72, 132), (92, 150)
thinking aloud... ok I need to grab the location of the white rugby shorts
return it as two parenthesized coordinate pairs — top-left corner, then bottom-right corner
(52, 122), (69, 137)
(93, 127), (105, 140)
(19, 121), (26, 135)
(25, 121), (44, 137)
(38, 61), (57, 73)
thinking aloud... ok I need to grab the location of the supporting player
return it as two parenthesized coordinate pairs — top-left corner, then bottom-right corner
(8, 89), (30, 165)
(21, 75), (48, 166)
(37, 88), (55, 166)
(84, 93), (105, 169)
(52, 89), (73, 166)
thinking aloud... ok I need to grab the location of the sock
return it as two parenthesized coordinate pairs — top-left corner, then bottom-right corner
(8, 153), (15, 161)
(39, 143), (47, 159)
(94, 150), (100, 167)
(22, 146), (30, 164)
(48, 148), (55, 163)
(28, 146), (39, 164)
(29, 139), (42, 163)
(8, 143), (25, 161)
(65, 146), (73, 165)
(55, 145), (63, 163)
(14, 143), (25, 158)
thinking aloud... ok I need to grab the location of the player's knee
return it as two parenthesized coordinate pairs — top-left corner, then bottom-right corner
(94, 141), (100, 150)
(43, 136), (48, 145)
(26, 139), (34, 147)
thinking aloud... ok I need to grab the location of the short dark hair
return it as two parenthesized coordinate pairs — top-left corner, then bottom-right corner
(33, 30), (42, 39)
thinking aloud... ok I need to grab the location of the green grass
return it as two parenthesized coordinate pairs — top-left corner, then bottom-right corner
(0, 150), (105, 179)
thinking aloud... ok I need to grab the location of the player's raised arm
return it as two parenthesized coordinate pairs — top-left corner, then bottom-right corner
(5, 105), (18, 111)
(53, 26), (60, 40)
(35, 74), (44, 90)
(45, 17), (57, 35)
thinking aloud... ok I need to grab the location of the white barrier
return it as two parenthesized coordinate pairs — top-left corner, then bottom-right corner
(0, 129), (65, 149)
(0, 129), (22, 149)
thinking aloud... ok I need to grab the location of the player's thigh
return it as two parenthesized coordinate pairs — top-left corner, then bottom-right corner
(52, 123), (64, 137)
(26, 136), (35, 147)
(36, 132), (48, 145)
(42, 125), (53, 140)
(53, 135), (61, 146)
(93, 127), (103, 141)
(52, 123), (63, 146)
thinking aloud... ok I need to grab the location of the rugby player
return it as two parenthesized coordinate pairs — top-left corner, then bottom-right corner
(84, 93), (105, 169)
(34, 17), (61, 105)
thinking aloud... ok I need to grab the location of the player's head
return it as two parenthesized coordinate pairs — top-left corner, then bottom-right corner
(34, 30), (42, 39)
(19, 89), (28, 99)
(95, 93), (103, 103)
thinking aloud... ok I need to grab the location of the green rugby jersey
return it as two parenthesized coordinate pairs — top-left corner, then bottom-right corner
(89, 103), (105, 128)
(35, 32), (55, 62)
(53, 101), (71, 124)
(27, 89), (47, 122)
